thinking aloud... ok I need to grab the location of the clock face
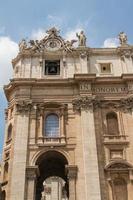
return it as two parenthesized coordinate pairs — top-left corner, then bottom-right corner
(45, 39), (61, 51)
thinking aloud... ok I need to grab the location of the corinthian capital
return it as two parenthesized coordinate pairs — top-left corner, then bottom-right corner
(16, 100), (32, 113)
(72, 96), (95, 111)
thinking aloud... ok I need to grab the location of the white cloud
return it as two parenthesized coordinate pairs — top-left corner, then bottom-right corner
(0, 36), (19, 86)
(103, 38), (119, 48)
(31, 14), (64, 41)
(65, 28), (82, 41)
(31, 28), (47, 40)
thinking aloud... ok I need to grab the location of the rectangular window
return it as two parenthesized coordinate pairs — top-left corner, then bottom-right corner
(45, 60), (60, 75)
(100, 63), (111, 74)
(110, 150), (123, 159)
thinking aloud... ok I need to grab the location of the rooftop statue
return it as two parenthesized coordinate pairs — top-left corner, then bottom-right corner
(19, 39), (27, 52)
(76, 30), (86, 47)
(118, 32), (128, 46)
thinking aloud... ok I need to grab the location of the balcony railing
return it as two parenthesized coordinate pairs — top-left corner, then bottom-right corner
(45, 129), (59, 137)
(37, 136), (66, 146)
(103, 134), (129, 144)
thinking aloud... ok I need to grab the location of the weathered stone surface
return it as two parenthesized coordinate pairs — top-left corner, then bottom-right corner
(1, 28), (133, 200)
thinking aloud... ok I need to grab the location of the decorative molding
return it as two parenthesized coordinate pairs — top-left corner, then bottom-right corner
(26, 166), (39, 180)
(16, 100), (33, 113)
(72, 96), (94, 111)
(35, 102), (68, 117)
(65, 165), (78, 179)
(105, 161), (133, 181)
(97, 97), (133, 112)
(73, 96), (133, 112)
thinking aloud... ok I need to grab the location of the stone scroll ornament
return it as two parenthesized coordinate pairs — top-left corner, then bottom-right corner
(18, 27), (77, 53)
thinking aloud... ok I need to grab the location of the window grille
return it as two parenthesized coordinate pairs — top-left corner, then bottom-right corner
(45, 114), (59, 137)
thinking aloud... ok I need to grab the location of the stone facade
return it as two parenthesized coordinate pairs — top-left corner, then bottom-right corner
(1, 28), (133, 200)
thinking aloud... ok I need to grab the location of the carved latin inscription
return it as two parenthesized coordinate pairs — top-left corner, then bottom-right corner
(92, 86), (127, 94)
(80, 83), (127, 94)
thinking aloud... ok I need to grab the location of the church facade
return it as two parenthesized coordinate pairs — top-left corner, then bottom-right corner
(0, 28), (133, 200)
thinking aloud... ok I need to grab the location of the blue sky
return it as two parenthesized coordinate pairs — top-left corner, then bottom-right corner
(0, 0), (133, 157)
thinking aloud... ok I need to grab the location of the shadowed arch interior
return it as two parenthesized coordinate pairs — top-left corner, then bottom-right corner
(35, 151), (69, 200)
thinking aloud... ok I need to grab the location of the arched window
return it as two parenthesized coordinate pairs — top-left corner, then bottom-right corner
(7, 124), (12, 140)
(3, 162), (9, 181)
(45, 114), (59, 137)
(106, 112), (119, 135)
(113, 178), (127, 200)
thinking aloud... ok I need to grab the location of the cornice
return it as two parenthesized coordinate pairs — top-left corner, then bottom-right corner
(4, 73), (133, 90)
(74, 73), (133, 83)
(4, 74), (133, 101)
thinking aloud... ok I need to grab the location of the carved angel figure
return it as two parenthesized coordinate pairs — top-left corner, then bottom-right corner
(118, 32), (128, 45)
(76, 31), (86, 46)
(29, 40), (41, 52)
(64, 40), (77, 52)
(19, 39), (27, 52)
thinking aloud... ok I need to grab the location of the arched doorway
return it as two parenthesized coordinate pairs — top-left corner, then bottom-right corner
(35, 151), (69, 200)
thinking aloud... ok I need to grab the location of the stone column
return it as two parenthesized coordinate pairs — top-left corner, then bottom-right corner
(66, 165), (77, 200)
(9, 102), (31, 200)
(26, 166), (39, 200)
(73, 96), (101, 200)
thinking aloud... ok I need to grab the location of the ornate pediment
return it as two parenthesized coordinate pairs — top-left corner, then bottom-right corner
(18, 27), (77, 54)
(105, 161), (133, 171)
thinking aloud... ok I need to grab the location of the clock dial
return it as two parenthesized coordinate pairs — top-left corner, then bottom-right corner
(45, 39), (61, 51)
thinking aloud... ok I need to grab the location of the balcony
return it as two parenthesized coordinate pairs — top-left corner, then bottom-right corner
(37, 136), (66, 146)
(103, 134), (129, 145)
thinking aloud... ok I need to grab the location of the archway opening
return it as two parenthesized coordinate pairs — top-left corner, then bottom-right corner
(35, 151), (69, 200)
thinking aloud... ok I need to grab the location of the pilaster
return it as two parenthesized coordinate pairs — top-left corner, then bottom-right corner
(73, 96), (101, 200)
(66, 165), (77, 200)
(26, 166), (39, 200)
(9, 101), (31, 200)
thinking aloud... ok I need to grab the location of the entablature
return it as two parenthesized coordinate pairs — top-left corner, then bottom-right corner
(4, 74), (133, 102)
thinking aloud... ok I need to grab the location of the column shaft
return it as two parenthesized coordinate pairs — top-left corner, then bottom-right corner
(81, 107), (101, 200)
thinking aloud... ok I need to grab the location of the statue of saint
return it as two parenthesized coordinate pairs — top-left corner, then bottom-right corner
(118, 32), (128, 46)
(19, 39), (27, 52)
(76, 31), (86, 46)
